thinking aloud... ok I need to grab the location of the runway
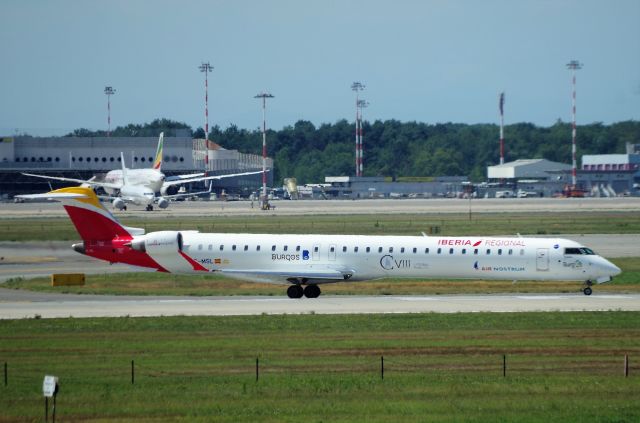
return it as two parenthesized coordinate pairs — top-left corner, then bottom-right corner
(3, 196), (640, 218)
(0, 289), (638, 319)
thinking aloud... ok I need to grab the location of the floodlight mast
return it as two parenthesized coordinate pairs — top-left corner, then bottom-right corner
(357, 99), (369, 177)
(351, 82), (365, 177)
(104, 86), (116, 137)
(254, 92), (274, 209)
(199, 62), (213, 169)
(566, 60), (582, 189)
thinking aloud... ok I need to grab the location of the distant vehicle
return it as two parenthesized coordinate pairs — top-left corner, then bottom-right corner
(495, 190), (514, 198)
(517, 190), (538, 198)
(22, 133), (262, 211)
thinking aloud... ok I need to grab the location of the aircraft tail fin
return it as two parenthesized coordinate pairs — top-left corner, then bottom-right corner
(152, 132), (164, 171)
(20, 187), (141, 240)
(120, 152), (129, 186)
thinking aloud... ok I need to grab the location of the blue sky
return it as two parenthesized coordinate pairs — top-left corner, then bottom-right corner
(1, 0), (638, 135)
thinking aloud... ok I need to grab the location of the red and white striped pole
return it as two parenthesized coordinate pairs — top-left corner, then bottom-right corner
(255, 92), (274, 208)
(567, 60), (582, 189)
(351, 82), (364, 177)
(499, 92), (505, 165)
(199, 62), (213, 170)
(104, 86), (115, 137)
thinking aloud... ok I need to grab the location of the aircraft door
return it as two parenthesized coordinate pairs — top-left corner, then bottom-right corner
(536, 248), (549, 271)
(328, 244), (336, 261)
(312, 245), (320, 261)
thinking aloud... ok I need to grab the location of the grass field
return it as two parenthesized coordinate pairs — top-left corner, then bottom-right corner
(1, 211), (640, 241)
(1, 312), (639, 422)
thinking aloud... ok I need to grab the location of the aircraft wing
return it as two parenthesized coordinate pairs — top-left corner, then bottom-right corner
(218, 267), (354, 283)
(160, 182), (213, 200)
(15, 192), (88, 201)
(22, 172), (122, 190)
(162, 170), (266, 188)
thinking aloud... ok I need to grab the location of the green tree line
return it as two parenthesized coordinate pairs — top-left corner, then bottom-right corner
(66, 118), (640, 183)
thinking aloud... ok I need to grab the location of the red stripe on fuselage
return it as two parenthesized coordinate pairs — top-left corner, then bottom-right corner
(179, 251), (209, 272)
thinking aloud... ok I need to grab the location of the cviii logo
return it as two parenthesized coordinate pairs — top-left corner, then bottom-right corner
(380, 255), (411, 270)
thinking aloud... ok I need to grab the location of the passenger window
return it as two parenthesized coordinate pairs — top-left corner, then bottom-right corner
(437, 248), (442, 254)
(272, 245), (276, 252)
(378, 247), (383, 253)
(208, 244), (212, 251)
(244, 245), (248, 251)
(413, 248), (417, 254)
(257, 245), (261, 251)
(474, 249), (478, 255)
(284, 245), (288, 251)
(486, 249), (491, 255)
(508, 249), (513, 255)
(219, 245), (224, 251)
(462, 248), (466, 254)
(498, 249), (502, 255)
(232, 245), (236, 251)
(401, 247), (405, 253)
(425, 248), (429, 254)
(198, 244), (203, 251)
(389, 247), (393, 253)
(296, 246), (301, 252)
(330, 246), (335, 253)
(354, 246), (359, 253)
(343, 246), (347, 252)
(366, 247), (371, 253)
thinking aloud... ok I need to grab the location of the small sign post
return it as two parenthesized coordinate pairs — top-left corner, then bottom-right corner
(43, 375), (59, 422)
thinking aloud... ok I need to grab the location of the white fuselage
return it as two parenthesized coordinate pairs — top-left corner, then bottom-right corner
(139, 233), (620, 285)
(104, 169), (164, 195)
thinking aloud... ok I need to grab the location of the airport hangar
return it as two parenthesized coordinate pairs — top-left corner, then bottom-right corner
(0, 135), (273, 198)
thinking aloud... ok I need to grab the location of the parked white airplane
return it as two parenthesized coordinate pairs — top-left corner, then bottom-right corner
(16, 187), (621, 298)
(22, 133), (262, 211)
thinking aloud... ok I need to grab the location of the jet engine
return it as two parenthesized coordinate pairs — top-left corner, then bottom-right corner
(157, 197), (170, 209)
(129, 231), (183, 254)
(160, 185), (179, 196)
(112, 198), (126, 210)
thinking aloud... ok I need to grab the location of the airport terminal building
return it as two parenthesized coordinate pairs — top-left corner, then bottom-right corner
(0, 136), (273, 198)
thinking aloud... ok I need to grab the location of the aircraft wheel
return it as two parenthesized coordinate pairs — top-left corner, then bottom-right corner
(146, 205), (153, 211)
(304, 284), (321, 299)
(287, 285), (304, 299)
(583, 287), (592, 296)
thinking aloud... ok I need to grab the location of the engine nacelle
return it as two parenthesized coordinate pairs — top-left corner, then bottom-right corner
(129, 231), (183, 254)
(157, 197), (170, 209)
(112, 198), (126, 210)
(160, 185), (179, 196)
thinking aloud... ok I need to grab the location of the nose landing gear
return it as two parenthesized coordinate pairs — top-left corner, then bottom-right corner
(582, 280), (593, 296)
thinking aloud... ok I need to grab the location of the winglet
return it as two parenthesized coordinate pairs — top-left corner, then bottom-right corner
(120, 152), (129, 185)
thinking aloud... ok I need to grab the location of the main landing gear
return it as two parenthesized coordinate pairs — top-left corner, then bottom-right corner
(286, 284), (321, 299)
(145, 204), (154, 211)
(582, 280), (593, 296)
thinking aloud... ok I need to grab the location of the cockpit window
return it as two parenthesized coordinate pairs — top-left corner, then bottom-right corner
(564, 247), (596, 255)
(564, 248), (582, 255)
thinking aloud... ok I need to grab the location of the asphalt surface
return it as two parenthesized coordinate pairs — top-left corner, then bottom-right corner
(3, 196), (640, 217)
(1, 291), (638, 319)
